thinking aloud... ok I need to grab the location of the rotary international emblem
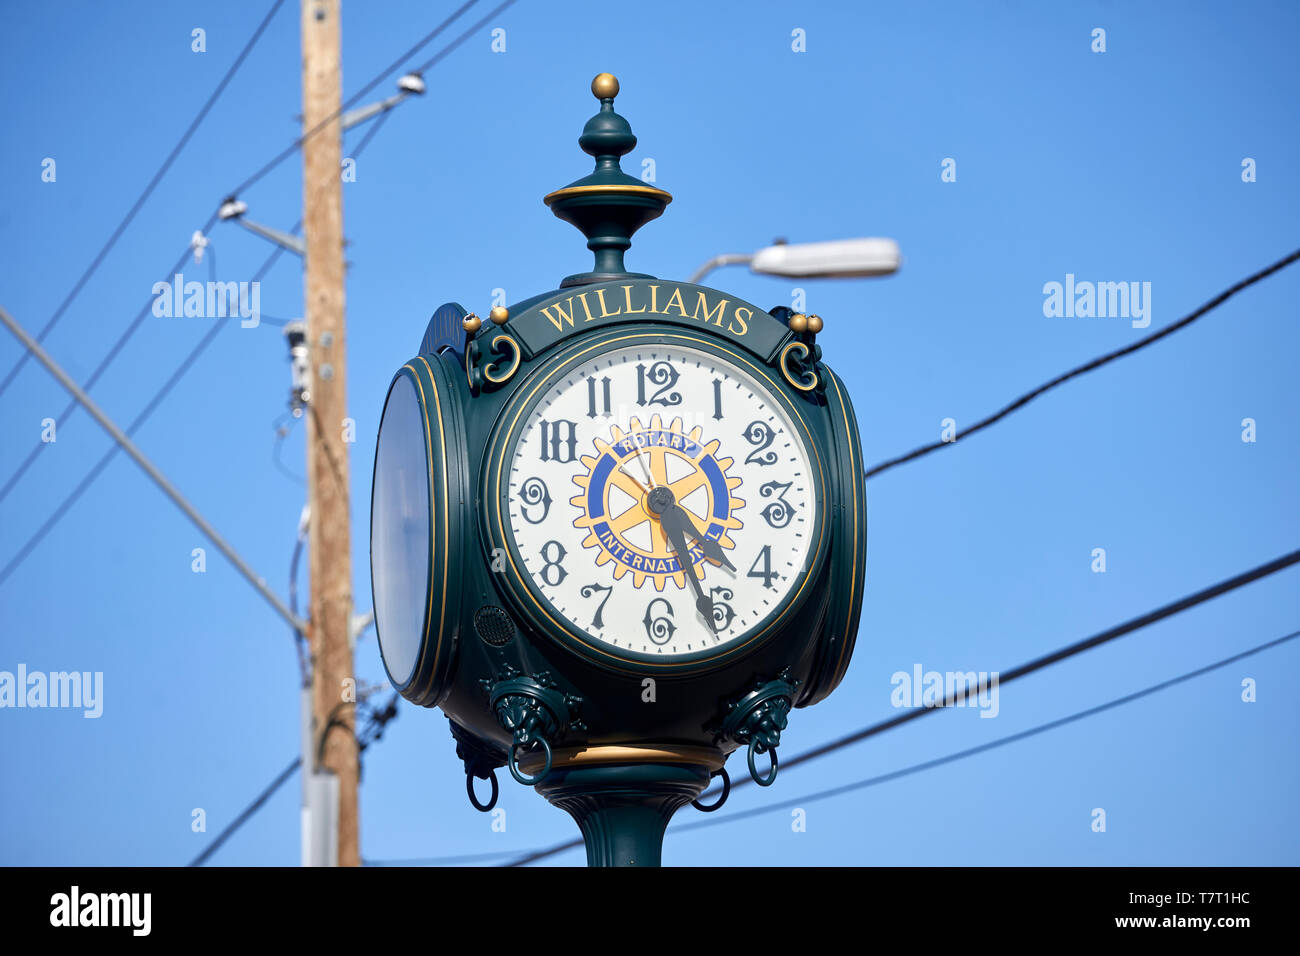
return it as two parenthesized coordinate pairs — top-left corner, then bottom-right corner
(570, 415), (744, 591)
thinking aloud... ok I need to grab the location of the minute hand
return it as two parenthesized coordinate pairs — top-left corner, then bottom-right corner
(660, 507), (715, 623)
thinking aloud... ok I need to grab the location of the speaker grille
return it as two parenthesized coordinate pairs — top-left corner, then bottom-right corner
(474, 605), (515, 646)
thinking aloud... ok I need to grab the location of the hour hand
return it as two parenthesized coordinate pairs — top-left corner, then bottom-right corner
(675, 507), (735, 571)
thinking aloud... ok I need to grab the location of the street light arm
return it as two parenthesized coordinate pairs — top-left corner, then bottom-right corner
(236, 217), (307, 257)
(688, 253), (754, 285)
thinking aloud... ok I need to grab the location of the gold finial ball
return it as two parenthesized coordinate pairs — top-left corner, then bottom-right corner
(807, 314), (824, 334)
(489, 306), (510, 326)
(788, 313), (809, 333)
(591, 73), (620, 100)
(462, 313), (482, 333)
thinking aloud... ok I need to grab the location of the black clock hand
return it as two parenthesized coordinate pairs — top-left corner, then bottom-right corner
(660, 507), (715, 624)
(675, 508), (736, 571)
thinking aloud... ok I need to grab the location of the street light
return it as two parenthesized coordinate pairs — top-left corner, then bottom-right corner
(689, 237), (902, 284)
(218, 197), (306, 257)
(340, 72), (425, 131)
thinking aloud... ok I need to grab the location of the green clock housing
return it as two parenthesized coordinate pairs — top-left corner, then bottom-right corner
(370, 75), (866, 865)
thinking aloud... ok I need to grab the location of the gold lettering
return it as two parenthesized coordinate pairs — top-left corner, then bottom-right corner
(595, 288), (622, 319)
(663, 287), (688, 317)
(691, 292), (729, 327)
(648, 284), (660, 313)
(540, 298), (577, 331)
(727, 306), (751, 336)
(622, 284), (647, 314)
(576, 292), (597, 322)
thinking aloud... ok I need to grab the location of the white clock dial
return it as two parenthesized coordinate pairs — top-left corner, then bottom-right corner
(504, 342), (817, 658)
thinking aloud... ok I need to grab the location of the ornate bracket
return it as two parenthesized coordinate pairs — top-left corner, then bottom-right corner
(482, 669), (585, 786)
(713, 669), (800, 787)
(779, 341), (820, 393)
(464, 307), (525, 393)
(770, 307), (826, 395)
(448, 718), (507, 813)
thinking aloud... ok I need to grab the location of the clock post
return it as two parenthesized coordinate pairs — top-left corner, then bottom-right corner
(369, 75), (868, 866)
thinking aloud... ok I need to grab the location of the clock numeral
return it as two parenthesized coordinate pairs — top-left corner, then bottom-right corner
(709, 586), (736, 633)
(539, 540), (569, 586)
(712, 377), (724, 421)
(538, 419), (578, 463)
(518, 476), (552, 524)
(586, 375), (612, 418)
(642, 597), (677, 645)
(747, 545), (779, 590)
(743, 420), (779, 466)
(636, 361), (682, 407)
(579, 582), (613, 629)
(759, 480), (795, 529)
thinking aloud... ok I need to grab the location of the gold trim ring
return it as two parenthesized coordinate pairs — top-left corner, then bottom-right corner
(543, 184), (674, 206)
(516, 743), (726, 774)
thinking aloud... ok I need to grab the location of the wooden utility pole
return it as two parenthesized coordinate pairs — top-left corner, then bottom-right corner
(301, 0), (358, 866)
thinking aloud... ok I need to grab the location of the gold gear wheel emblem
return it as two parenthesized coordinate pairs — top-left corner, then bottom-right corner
(570, 414), (745, 591)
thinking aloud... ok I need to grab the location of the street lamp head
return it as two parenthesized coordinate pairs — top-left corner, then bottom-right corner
(217, 197), (247, 221)
(397, 72), (425, 96)
(749, 237), (901, 279)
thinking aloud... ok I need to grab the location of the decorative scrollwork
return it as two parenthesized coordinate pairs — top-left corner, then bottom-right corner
(484, 334), (522, 385)
(779, 341), (820, 393)
(466, 332), (524, 391)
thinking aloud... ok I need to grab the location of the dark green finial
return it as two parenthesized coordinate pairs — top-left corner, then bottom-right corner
(544, 74), (673, 288)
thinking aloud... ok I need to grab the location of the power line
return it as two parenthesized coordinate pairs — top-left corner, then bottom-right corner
(0, 0), (287, 399)
(224, 0), (487, 200)
(712, 548), (1300, 797)
(187, 758), (300, 868)
(405, 627), (1298, 865)
(668, 626), (1300, 837)
(0, 0), (517, 514)
(0, 238), (216, 505)
(0, 88), (418, 583)
(500, 548), (1300, 866)
(863, 245), (1300, 480)
(187, 692), (398, 866)
(366, 849), (537, 866)
(409, 0), (519, 75)
(0, 233), (297, 589)
(0, 303), (304, 630)
(1, 0), (510, 503)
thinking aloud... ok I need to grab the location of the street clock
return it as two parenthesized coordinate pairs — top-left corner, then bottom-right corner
(370, 74), (867, 865)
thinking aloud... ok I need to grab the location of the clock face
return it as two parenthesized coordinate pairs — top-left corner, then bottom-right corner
(499, 339), (820, 662)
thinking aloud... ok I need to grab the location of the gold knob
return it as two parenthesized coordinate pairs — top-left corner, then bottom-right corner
(591, 73), (619, 100)
(788, 313), (808, 333)
(489, 306), (510, 326)
(806, 314), (823, 334)
(462, 313), (482, 333)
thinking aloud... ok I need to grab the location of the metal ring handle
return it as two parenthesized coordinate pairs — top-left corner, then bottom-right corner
(466, 770), (499, 812)
(691, 767), (731, 812)
(508, 737), (552, 786)
(747, 738), (779, 787)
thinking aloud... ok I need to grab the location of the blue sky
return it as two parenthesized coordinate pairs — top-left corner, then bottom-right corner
(1, 0), (1297, 866)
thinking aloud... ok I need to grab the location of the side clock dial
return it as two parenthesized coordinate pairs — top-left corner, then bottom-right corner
(494, 337), (823, 666)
